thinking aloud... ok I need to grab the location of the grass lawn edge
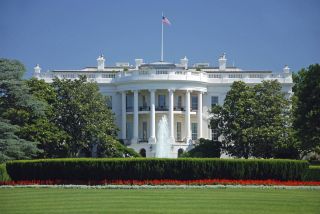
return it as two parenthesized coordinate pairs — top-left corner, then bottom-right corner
(1, 184), (320, 190)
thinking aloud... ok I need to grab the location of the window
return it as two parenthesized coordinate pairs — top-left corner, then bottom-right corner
(249, 74), (264, 78)
(176, 122), (182, 141)
(87, 74), (96, 78)
(212, 129), (219, 141)
(102, 73), (115, 78)
(158, 94), (166, 107)
(126, 94), (133, 111)
(142, 95), (147, 107)
(191, 96), (198, 110)
(126, 122), (133, 139)
(106, 96), (112, 109)
(211, 96), (219, 107)
(142, 121), (148, 140)
(228, 74), (242, 78)
(191, 123), (198, 140)
(177, 96), (182, 108)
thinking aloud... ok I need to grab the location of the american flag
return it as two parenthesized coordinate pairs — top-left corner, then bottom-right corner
(162, 16), (171, 25)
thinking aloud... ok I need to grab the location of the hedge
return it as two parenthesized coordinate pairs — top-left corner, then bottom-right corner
(0, 164), (11, 182)
(303, 166), (320, 181)
(6, 158), (309, 181)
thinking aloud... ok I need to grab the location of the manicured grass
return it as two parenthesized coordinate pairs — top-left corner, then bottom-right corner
(1, 188), (320, 214)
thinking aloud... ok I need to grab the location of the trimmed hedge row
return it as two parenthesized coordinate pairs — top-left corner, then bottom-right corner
(6, 158), (308, 181)
(304, 166), (320, 181)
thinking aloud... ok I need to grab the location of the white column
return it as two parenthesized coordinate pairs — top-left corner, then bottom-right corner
(121, 91), (126, 140)
(185, 90), (191, 143)
(168, 89), (175, 143)
(149, 89), (156, 144)
(132, 90), (139, 143)
(197, 92), (203, 139)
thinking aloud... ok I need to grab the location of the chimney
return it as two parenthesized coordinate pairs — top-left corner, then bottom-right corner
(135, 59), (143, 69)
(283, 65), (290, 73)
(97, 55), (105, 70)
(218, 53), (227, 70)
(34, 64), (41, 77)
(180, 56), (188, 69)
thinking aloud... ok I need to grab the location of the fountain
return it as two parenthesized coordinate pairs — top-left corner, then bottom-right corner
(156, 115), (171, 158)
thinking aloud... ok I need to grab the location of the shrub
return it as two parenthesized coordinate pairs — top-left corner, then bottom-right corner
(182, 139), (221, 158)
(6, 158), (308, 181)
(0, 163), (11, 181)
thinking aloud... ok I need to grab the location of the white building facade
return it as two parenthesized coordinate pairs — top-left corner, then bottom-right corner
(34, 54), (293, 158)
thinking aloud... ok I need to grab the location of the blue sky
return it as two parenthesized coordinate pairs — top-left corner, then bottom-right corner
(0, 0), (319, 78)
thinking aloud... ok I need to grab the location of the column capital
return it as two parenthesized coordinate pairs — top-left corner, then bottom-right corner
(186, 89), (192, 93)
(168, 88), (175, 92)
(148, 89), (156, 93)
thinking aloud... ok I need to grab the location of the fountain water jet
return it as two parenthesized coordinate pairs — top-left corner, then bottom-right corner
(156, 115), (170, 158)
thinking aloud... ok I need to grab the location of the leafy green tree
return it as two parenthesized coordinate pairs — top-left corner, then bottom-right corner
(20, 78), (69, 158)
(210, 80), (298, 159)
(0, 59), (43, 161)
(293, 64), (320, 156)
(52, 76), (119, 157)
(210, 81), (255, 158)
(0, 59), (45, 126)
(0, 119), (40, 163)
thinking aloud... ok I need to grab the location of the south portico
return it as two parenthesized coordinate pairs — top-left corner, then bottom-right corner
(118, 84), (207, 157)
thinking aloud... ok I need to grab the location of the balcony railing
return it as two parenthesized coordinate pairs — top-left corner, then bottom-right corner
(138, 138), (148, 143)
(36, 70), (292, 85)
(126, 107), (133, 112)
(191, 107), (198, 111)
(174, 106), (185, 111)
(155, 106), (168, 111)
(139, 106), (150, 111)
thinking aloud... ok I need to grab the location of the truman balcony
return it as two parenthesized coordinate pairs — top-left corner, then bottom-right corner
(115, 62), (208, 84)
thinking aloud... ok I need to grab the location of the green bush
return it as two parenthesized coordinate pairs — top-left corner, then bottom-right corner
(303, 166), (320, 181)
(6, 158), (308, 181)
(0, 163), (11, 181)
(182, 139), (221, 158)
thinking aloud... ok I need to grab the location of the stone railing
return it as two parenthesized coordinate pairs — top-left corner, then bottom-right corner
(36, 70), (292, 84)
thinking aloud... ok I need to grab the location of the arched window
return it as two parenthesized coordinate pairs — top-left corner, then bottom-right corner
(139, 148), (146, 157)
(178, 148), (184, 158)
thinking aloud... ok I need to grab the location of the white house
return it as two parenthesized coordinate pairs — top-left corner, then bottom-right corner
(34, 54), (293, 158)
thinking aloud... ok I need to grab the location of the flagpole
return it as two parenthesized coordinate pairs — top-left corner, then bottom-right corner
(161, 12), (164, 62)
(161, 20), (163, 62)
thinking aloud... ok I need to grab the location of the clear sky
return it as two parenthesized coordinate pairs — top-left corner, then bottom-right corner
(0, 0), (319, 78)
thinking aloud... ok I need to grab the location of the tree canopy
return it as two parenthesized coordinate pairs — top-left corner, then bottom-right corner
(293, 64), (320, 156)
(210, 80), (298, 159)
(0, 59), (43, 162)
(0, 58), (138, 162)
(51, 76), (119, 157)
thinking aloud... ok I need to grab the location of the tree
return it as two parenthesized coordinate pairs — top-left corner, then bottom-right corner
(51, 76), (119, 157)
(210, 81), (255, 158)
(0, 59), (43, 161)
(20, 78), (69, 158)
(0, 119), (40, 163)
(210, 80), (298, 159)
(293, 64), (320, 156)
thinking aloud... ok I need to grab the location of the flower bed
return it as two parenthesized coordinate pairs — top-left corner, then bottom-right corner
(1, 179), (320, 186)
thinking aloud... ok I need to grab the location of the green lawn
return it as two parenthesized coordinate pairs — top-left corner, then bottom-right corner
(1, 188), (319, 214)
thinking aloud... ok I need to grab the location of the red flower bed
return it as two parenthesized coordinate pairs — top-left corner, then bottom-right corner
(1, 179), (320, 186)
